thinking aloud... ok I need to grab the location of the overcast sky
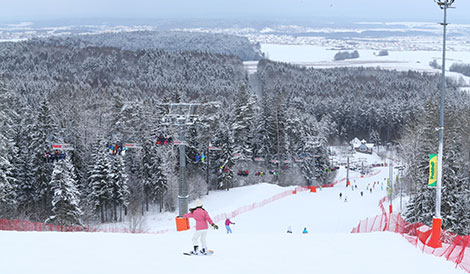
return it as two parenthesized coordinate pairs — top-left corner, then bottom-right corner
(1, 0), (469, 24)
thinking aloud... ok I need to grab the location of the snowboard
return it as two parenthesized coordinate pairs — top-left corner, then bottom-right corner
(183, 250), (214, 256)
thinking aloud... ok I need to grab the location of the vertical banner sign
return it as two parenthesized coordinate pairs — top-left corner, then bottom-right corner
(428, 154), (438, 187)
(387, 178), (391, 197)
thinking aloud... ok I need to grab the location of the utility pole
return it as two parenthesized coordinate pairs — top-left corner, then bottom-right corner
(388, 159), (393, 213)
(206, 140), (210, 194)
(397, 174), (402, 212)
(428, 0), (455, 249)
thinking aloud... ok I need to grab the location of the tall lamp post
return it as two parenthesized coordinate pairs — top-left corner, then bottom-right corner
(428, 0), (455, 249)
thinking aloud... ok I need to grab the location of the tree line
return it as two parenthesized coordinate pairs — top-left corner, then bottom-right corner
(40, 30), (264, 61)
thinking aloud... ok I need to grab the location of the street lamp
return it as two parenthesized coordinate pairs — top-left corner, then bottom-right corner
(428, 0), (455, 249)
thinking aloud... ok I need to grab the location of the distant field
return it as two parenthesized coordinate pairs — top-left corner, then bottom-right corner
(260, 43), (470, 85)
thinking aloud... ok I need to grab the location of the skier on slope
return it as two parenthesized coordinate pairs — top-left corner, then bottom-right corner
(183, 199), (218, 255)
(225, 217), (235, 234)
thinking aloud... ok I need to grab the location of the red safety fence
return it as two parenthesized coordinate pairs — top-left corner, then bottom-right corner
(0, 218), (158, 233)
(0, 185), (316, 235)
(0, 171), (376, 235)
(0, 219), (99, 233)
(212, 168), (381, 222)
(351, 197), (470, 273)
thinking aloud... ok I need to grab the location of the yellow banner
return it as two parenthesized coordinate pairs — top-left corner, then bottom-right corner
(428, 154), (438, 187)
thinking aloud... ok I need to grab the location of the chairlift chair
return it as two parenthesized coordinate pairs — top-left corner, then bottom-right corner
(51, 143), (74, 151)
(45, 143), (73, 163)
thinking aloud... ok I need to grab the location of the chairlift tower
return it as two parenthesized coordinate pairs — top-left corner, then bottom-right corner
(305, 137), (322, 186)
(161, 102), (220, 217)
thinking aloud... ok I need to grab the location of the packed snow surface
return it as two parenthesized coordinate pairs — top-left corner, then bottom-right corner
(1, 152), (465, 273)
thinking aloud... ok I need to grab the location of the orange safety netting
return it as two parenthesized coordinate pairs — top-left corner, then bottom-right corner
(351, 196), (470, 273)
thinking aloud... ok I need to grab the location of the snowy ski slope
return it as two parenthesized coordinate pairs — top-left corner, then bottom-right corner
(0, 152), (465, 274)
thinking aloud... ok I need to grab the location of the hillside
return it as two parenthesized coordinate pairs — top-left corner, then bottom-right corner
(0, 152), (465, 274)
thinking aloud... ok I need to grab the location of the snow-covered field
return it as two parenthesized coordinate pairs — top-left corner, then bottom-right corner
(258, 43), (470, 85)
(1, 152), (465, 274)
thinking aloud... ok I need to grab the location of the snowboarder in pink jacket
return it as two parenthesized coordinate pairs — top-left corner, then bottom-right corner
(183, 199), (218, 255)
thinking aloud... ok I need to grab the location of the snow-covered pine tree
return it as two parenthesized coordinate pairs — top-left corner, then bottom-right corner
(47, 158), (82, 225)
(0, 128), (16, 217)
(108, 156), (129, 221)
(0, 79), (18, 217)
(312, 137), (331, 186)
(252, 95), (271, 163)
(31, 99), (58, 220)
(214, 118), (234, 190)
(270, 89), (288, 165)
(284, 106), (304, 161)
(231, 83), (255, 161)
(255, 88), (288, 182)
(369, 129), (381, 151)
(110, 99), (145, 217)
(141, 131), (155, 213)
(141, 125), (167, 213)
(298, 114), (321, 186)
(152, 151), (168, 212)
(88, 139), (112, 223)
(14, 105), (37, 217)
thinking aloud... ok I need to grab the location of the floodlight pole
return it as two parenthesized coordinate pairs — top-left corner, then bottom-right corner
(436, 0), (450, 222)
(429, 0), (454, 248)
(389, 160), (393, 213)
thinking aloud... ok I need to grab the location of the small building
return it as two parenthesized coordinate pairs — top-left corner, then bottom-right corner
(351, 138), (374, 154)
(350, 137), (361, 149)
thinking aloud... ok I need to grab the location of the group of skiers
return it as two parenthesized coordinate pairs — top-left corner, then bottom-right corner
(156, 136), (173, 145)
(340, 180), (384, 202)
(44, 150), (67, 163)
(236, 170), (279, 176)
(287, 226), (308, 234)
(339, 192), (349, 202)
(237, 170), (249, 176)
(254, 171), (264, 176)
(195, 154), (206, 163)
(107, 144), (128, 156)
(220, 165), (230, 173)
(269, 169), (279, 176)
